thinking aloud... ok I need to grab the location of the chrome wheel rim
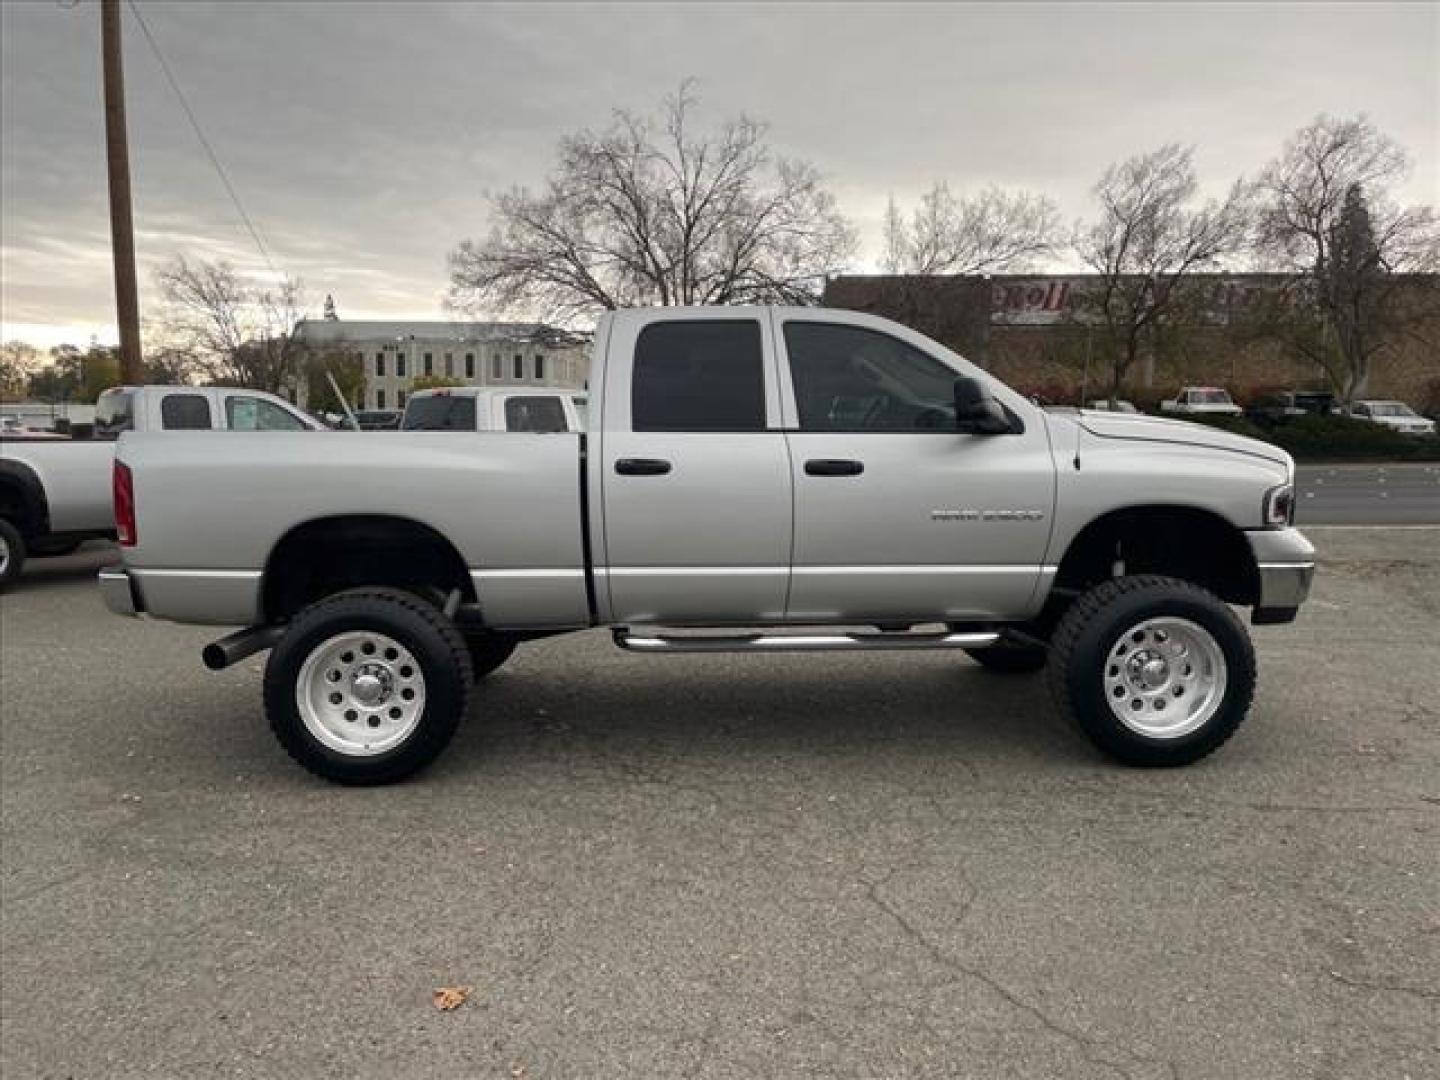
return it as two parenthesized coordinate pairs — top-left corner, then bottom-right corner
(295, 631), (426, 757)
(1102, 617), (1226, 739)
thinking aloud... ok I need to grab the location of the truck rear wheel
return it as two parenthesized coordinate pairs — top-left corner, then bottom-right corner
(0, 519), (25, 591)
(264, 588), (473, 784)
(1046, 575), (1256, 766)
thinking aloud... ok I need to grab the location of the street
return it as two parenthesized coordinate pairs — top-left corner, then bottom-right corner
(2, 529), (1437, 1079)
(1296, 463), (1440, 525)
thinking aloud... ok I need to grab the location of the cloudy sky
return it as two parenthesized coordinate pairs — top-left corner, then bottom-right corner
(2, 1), (1435, 347)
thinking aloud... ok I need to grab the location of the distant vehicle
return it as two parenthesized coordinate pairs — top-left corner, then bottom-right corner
(1086, 399), (1139, 413)
(0, 416), (64, 438)
(401, 387), (585, 433)
(1160, 387), (1242, 417)
(353, 409), (402, 431)
(1348, 400), (1436, 436)
(1247, 390), (1334, 426)
(0, 385), (320, 590)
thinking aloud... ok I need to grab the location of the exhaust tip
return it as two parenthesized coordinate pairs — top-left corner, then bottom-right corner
(201, 643), (228, 670)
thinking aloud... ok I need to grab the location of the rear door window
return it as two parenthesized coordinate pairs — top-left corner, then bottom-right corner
(504, 396), (568, 432)
(631, 320), (765, 432)
(160, 393), (212, 430)
(402, 395), (477, 431)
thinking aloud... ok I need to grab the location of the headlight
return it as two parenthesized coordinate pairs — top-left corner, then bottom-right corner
(1263, 483), (1295, 527)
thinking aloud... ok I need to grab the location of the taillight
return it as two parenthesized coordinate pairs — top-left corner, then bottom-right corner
(113, 460), (136, 546)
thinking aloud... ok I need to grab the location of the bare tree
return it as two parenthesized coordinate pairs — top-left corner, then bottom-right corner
(156, 257), (309, 394)
(881, 183), (1060, 274)
(0, 342), (43, 400)
(1253, 114), (1439, 407)
(1074, 144), (1251, 404)
(447, 82), (857, 320)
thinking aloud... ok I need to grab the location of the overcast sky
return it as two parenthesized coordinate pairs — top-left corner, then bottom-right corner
(2, 1), (1435, 347)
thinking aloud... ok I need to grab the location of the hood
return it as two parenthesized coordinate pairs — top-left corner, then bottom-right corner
(1074, 410), (1291, 468)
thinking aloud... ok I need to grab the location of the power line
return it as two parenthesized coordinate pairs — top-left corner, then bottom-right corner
(124, 0), (282, 280)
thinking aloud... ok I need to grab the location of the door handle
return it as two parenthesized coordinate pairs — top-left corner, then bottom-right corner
(804, 458), (864, 477)
(615, 457), (672, 476)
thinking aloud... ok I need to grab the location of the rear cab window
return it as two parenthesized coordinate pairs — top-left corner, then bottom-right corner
(160, 393), (213, 430)
(402, 394), (477, 431)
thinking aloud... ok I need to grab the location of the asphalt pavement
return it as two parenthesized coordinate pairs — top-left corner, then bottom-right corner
(2, 531), (1437, 1079)
(1295, 463), (1440, 525)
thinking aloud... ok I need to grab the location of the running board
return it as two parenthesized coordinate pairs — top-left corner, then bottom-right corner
(613, 628), (1000, 654)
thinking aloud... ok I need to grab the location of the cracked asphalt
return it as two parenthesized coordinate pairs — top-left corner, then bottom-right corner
(2, 528), (1437, 1079)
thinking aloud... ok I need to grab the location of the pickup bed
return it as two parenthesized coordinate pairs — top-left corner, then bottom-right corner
(0, 385), (318, 589)
(102, 307), (1315, 783)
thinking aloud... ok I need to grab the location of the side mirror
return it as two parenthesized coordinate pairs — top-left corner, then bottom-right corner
(953, 376), (1012, 435)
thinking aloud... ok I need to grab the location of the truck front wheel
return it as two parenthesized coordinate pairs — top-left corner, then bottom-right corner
(0, 519), (25, 591)
(264, 588), (473, 784)
(1046, 575), (1256, 766)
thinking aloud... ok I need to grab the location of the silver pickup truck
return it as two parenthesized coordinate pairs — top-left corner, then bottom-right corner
(101, 307), (1314, 784)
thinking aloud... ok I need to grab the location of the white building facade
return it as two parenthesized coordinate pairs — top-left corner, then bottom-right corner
(292, 319), (591, 412)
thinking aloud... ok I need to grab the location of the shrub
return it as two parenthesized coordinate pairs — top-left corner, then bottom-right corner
(1152, 411), (1440, 461)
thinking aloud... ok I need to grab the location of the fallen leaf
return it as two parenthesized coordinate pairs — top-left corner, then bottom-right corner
(432, 985), (472, 1011)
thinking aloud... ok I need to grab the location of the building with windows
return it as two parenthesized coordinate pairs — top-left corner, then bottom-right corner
(291, 319), (591, 413)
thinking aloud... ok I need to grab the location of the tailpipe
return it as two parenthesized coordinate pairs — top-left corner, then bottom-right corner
(202, 624), (284, 671)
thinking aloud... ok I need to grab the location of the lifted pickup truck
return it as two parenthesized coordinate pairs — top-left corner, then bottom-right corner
(0, 385), (319, 589)
(101, 308), (1314, 783)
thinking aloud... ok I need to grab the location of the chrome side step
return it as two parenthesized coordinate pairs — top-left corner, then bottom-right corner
(613, 628), (999, 654)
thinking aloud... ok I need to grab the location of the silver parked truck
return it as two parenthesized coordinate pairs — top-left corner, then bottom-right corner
(101, 308), (1315, 784)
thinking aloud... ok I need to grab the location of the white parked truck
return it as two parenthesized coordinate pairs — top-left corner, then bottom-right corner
(100, 308), (1315, 783)
(0, 385), (319, 589)
(401, 387), (586, 433)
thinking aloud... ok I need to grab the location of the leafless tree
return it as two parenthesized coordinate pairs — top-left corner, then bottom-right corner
(881, 183), (1060, 275)
(156, 257), (309, 394)
(1252, 114), (1438, 406)
(1074, 144), (1251, 404)
(447, 82), (857, 320)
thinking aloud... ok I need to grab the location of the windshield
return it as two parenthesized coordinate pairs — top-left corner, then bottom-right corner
(93, 390), (135, 439)
(402, 395), (476, 431)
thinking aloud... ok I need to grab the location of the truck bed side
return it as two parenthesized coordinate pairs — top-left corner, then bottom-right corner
(117, 431), (588, 627)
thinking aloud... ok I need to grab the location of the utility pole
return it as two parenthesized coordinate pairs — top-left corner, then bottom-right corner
(101, 0), (143, 383)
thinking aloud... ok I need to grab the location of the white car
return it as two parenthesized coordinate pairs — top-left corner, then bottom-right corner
(1348, 400), (1436, 436)
(1160, 387), (1243, 417)
(1086, 399), (1139, 413)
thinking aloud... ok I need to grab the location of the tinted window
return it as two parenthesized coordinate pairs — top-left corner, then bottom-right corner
(160, 393), (212, 430)
(93, 391), (135, 439)
(504, 396), (567, 432)
(783, 322), (956, 432)
(402, 394), (477, 431)
(226, 396), (307, 431)
(632, 321), (765, 432)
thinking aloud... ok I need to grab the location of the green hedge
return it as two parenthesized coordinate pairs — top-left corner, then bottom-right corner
(1180, 412), (1440, 461)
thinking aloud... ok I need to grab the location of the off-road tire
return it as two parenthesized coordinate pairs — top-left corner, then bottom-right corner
(1046, 575), (1256, 766)
(264, 587), (473, 784)
(0, 519), (25, 591)
(965, 642), (1047, 674)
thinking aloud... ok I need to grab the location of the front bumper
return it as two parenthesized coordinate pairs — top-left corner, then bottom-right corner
(99, 567), (140, 617)
(1246, 528), (1316, 624)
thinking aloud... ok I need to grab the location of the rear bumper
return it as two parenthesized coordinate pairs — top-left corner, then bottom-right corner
(1246, 528), (1316, 624)
(99, 567), (139, 617)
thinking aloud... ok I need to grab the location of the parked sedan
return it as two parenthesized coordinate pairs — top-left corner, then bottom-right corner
(1348, 400), (1436, 436)
(1085, 399), (1139, 413)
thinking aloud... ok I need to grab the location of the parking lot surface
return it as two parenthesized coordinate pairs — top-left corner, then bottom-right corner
(2, 530), (1437, 1079)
